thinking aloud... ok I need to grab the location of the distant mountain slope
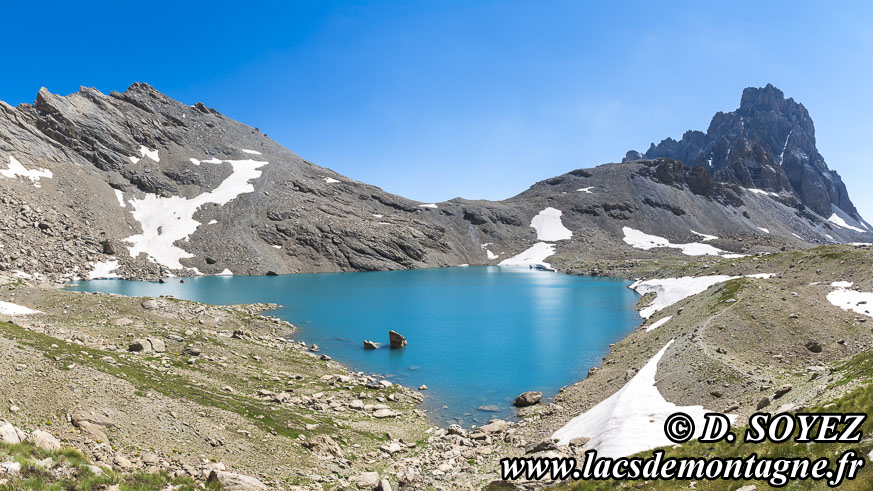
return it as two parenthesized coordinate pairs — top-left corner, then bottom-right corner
(630, 84), (867, 230)
(0, 83), (868, 281)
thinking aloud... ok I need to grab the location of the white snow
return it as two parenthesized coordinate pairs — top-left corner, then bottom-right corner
(322, 177), (340, 184)
(1, 156), (53, 188)
(577, 187), (594, 194)
(828, 213), (866, 233)
(850, 242), (873, 247)
(778, 131), (792, 165)
(631, 274), (773, 318)
(552, 339), (735, 457)
(486, 250), (499, 260)
(138, 146), (159, 162)
(757, 227), (770, 234)
(272, 245), (282, 249)
(217, 269), (234, 276)
(128, 156), (141, 164)
(418, 203), (438, 209)
(645, 315), (672, 332)
(241, 149), (262, 155)
(124, 158), (268, 269)
(88, 260), (120, 280)
(372, 214), (383, 218)
(480, 242), (492, 248)
(792, 233), (803, 240)
(825, 234), (834, 241)
(531, 207), (572, 241)
(189, 158), (201, 166)
(689, 230), (717, 241)
(202, 158), (222, 164)
(500, 207), (573, 268)
(499, 242), (556, 268)
(622, 227), (742, 258)
(747, 188), (779, 197)
(207, 220), (218, 225)
(0, 301), (41, 316)
(114, 189), (126, 208)
(827, 284), (873, 318)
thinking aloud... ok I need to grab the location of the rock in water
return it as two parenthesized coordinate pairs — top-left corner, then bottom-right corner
(207, 470), (268, 490)
(513, 391), (543, 407)
(363, 340), (379, 349)
(389, 330), (407, 348)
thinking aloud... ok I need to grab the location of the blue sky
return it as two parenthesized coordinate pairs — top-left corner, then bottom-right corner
(2, 1), (871, 218)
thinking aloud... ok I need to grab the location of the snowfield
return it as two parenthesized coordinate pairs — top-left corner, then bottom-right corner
(500, 207), (572, 268)
(622, 227), (742, 258)
(125, 158), (268, 269)
(578, 187), (594, 194)
(418, 203), (438, 209)
(114, 189), (126, 208)
(0, 301), (41, 316)
(631, 274), (774, 318)
(486, 250), (499, 260)
(689, 230), (717, 241)
(241, 149), (262, 155)
(1, 156), (53, 188)
(827, 283), (873, 318)
(828, 213), (866, 233)
(553, 339), (736, 457)
(322, 177), (340, 184)
(747, 188), (779, 197)
(498, 242), (556, 268)
(531, 207), (572, 241)
(645, 315), (672, 332)
(88, 260), (120, 280)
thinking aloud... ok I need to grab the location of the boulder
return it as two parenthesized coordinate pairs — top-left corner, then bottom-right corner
(141, 299), (158, 310)
(756, 397), (771, 410)
(28, 429), (61, 451)
(513, 391), (543, 407)
(207, 470), (268, 490)
(128, 339), (150, 353)
(388, 330), (407, 348)
(373, 408), (399, 418)
(805, 341), (823, 353)
(363, 340), (379, 350)
(351, 472), (382, 488)
(303, 434), (344, 459)
(480, 420), (509, 434)
(774, 385), (792, 399)
(147, 337), (166, 353)
(183, 345), (201, 356)
(0, 421), (25, 444)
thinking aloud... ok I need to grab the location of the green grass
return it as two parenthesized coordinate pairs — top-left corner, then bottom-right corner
(0, 441), (213, 490)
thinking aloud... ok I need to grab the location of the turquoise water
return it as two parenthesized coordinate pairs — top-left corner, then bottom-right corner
(67, 266), (640, 425)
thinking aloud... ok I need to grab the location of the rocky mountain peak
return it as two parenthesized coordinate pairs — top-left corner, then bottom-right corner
(634, 84), (863, 224)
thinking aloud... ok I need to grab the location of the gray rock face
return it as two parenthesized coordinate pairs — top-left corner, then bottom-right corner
(0, 83), (868, 282)
(639, 84), (862, 223)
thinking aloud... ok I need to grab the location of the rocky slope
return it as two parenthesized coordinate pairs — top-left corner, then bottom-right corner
(632, 83), (867, 229)
(0, 83), (869, 282)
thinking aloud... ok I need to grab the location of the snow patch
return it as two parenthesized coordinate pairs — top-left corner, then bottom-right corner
(757, 227), (770, 234)
(217, 269), (234, 276)
(372, 214), (383, 218)
(418, 203), (438, 209)
(622, 227), (741, 258)
(241, 149), (262, 155)
(486, 250), (499, 260)
(747, 188), (779, 197)
(124, 158), (268, 269)
(89, 260), (120, 280)
(646, 315), (672, 332)
(323, 177), (340, 184)
(189, 158), (201, 166)
(631, 274), (773, 318)
(828, 213), (866, 233)
(499, 242), (556, 268)
(207, 220), (217, 225)
(114, 189), (126, 208)
(0, 301), (41, 316)
(552, 339), (735, 457)
(1, 156), (53, 188)
(531, 207), (572, 241)
(578, 187), (594, 194)
(139, 146), (159, 162)
(827, 285), (873, 318)
(689, 230), (717, 241)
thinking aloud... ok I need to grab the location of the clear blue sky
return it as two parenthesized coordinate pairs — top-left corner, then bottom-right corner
(2, 1), (871, 218)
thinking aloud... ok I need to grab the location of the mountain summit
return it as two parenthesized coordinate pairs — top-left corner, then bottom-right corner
(630, 84), (864, 226)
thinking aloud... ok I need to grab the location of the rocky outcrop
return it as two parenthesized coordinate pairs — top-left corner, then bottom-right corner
(638, 84), (862, 222)
(388, 330), (407, 348)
